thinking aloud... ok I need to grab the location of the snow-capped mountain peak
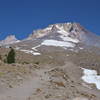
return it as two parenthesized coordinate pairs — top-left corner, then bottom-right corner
(28, 22), (88, 40)
(0, 22), (100, 48)
(27, 22), (100, 47)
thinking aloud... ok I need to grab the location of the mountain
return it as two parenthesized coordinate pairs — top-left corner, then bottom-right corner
(0, 22), (100, 55)
(0, 22), (100, 100)
(1, 22), (100, 48)
(0, 35), (20, 46)
(28, 22), (100, 47)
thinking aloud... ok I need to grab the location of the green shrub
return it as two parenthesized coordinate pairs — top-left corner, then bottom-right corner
(35, 61), (39, 65)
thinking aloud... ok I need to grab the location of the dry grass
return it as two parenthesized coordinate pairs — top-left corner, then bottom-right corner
(53, 81), (65, 87)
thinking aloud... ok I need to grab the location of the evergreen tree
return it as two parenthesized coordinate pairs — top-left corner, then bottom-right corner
(7, 48), (15, 64)
(0, 55), (2, 60)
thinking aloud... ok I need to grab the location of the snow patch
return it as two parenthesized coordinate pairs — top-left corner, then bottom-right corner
(15, 47), (21, 50)
(60, 35), (79, 43)
(43, 27), (52, 31)
(9, 40), (20, 44)
(53, 24), (70, 36)
(15, 40), (20, 43)
(56, 26), (69, 36)
(32, 45), (41, 51)
(41, 39), (75, 48)
(20, 49), (41, 56)
(82, 68), (100, 90)
(33, 52), (41, 56)
(79, 47), (84, 50)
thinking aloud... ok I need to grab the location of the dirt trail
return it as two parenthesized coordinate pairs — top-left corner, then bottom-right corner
(0, 69), (48, 100)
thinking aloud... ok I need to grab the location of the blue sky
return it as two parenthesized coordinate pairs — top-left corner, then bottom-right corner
(0, 0), (100, 40)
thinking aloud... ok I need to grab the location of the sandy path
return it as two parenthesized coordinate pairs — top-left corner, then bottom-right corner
(0, 69), (48, 100)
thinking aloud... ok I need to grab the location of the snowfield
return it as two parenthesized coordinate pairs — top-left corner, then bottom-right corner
(41, 39), (75, 48)
(82, 68), (100, 90)
(20, 49), (41, 55)
(60, 35), (79, 43)
(32, 45), (41, 51)
(55, 25), (70, 36)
